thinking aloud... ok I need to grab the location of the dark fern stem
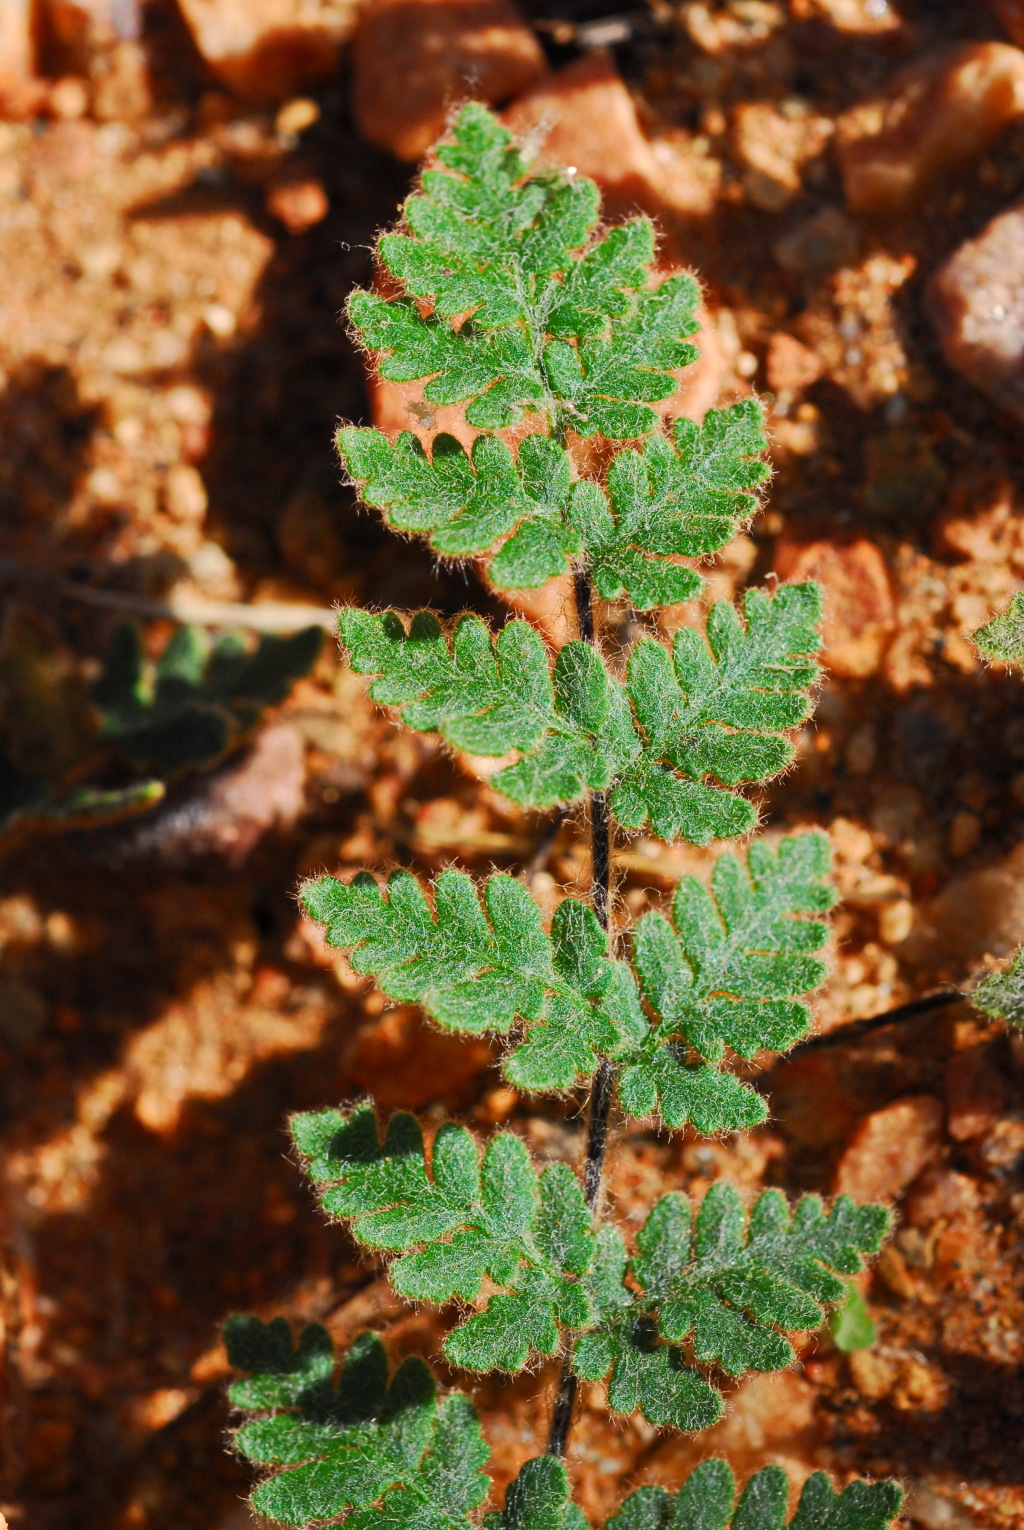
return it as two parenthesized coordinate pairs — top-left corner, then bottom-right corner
(548, 567), (614, 1459)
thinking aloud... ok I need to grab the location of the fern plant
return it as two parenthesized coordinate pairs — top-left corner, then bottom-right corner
(224, 105), (902, 1528)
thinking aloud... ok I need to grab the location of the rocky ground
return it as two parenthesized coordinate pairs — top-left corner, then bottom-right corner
(1, 1), (1023, 1527)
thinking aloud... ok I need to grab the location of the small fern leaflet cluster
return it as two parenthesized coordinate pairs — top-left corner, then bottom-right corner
(224, 102), (900, 1529)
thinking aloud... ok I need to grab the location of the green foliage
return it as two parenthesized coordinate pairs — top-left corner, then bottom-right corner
(224, 1321), (489, 1528)
(301, 869), (646, 1092)
(607, 1458), (904, 1530)
(619, 832), (835, 1132)
(574, 1186), (888, 1425)
(484, 1456), (588, 1530)
(830, 1281), (877, 1353)
(973, 591), (1024, 666)
(347, 103), (699, 436)
(972, 947), (1024, 1029)
(291, 1106), (595, 1373)
(301, 833), (833, 1118)
(339, 586), (820, 843)
(94, 622), (322, 774)
(336, 401), (767, 608)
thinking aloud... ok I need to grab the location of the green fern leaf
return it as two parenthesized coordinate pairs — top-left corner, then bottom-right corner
(608, 1458), (903, 1530)
(973, 591), (1024, 666)
(336, 401), (766, 610)
(291, 1106), (595, 1373)
(301, 869), (647, 1091)
(94, 622), (322, 775)
(224, 1323), (489, 1529)
(612, 583), (822, 844)
(338, 608), (638, 807)
(618, 833), (835, 1131)
(484, 1456), (588, 1530)
(347, 103), (699, 436)
(628, 1185), (890, 1375)
(340, 587), (819, 839)
(971, 947), (1024, 1029)
(573, 1227), (723, 1432)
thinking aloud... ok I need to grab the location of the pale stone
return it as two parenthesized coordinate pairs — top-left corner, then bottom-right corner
(163, 463), (208, 523)
(352, 0), (545, 162)
(766, 332), (822, 396)
(795, 0), (900, 31)
(928, 197), (1024, 422)
(177, 0), (362, 102)
(265, 174), (329, 232)
(774, 537), (896, 677)
(836, 43), (1024, 214)
(733, 101), (833, 212)
(834, 1095), (944, 1202)
(0, 0), (46, 120)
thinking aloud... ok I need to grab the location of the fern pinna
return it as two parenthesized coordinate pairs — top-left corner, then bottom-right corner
(224, 105), (902, 1528)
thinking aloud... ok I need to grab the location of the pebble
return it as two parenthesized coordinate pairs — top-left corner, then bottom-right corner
(733, 101), (832, 213)
(0, 0), (46, 120)
(505, 51), (715, 225)
(177, 0), (362, 102)
(163, 463), (208, 524)
(795, 0), (900, 30)
(928, 196), (1024, 422)
(352, 0), (545, 162)
(833, 1095), (944, 1202)
(902, 838), (1024, 974)
(905, 1165), (979, 1227)
(836, 43), (1024, 214)
(766, 331), (822, 396)
(774, 536), (896, 678)
(774, 206), (860, 276)
(264, 174), (329, 233)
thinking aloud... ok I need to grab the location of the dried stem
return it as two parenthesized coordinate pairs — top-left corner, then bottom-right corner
(548, 567), (613, 1459)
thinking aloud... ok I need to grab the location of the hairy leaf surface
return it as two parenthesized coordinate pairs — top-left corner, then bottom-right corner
(484, 1456), (588, 1530)
(347, 103), (699, 435)
(607, 1458), (904, 1530)
(618, 833), (835, 1131)
(337, 402), (766, 610)
(301, 869), (647, 1091)
(291, 1106), (595, 1373)
(972, 947), (1024, 1029)
(974, 591), (1024, 667)
(224, 1322), (489, 1528)
(340, 587), (820, 840)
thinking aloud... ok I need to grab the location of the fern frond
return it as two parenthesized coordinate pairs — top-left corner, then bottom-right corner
(93, 622), (322, 774)
(291, 1106), (595, 1373)
(224, 1320), (489, 1528)
(973, 590), (1024, 666)
(619, 832), (835, 1131)
(336, 401), (767, 608)
(574, 1186), (889, 1423)
(339, 586), (821, 843)
(301, 870), (647, 1091)
(347, 104), (699, 436)
(972, 947), (1024, 1029)
(606, 1458), (904, 1530)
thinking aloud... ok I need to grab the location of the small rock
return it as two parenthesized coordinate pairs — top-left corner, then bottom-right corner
(265, 174), (329, 232)
(274, 95), (320, 135)
(353, 0), (545, 162)
(905, 1166), (979, 1227)
(47, 75), (90, 120)
(774, 206), (860, 275)
(848, 1349), (897, 1401)
(928, 196), (1024, 422)
(946, 1044), (1007, 1142)
(90, 39), (152, 123)
(904, 1483), (974, 1530)
(833, 1095), (945, 1202)
(163, 463), (208, 523)
(836, 43), (1024, 214)
(774, 537), (896, 677)
(766, 332), (823, 396)
(901, 838), (1024, 974)
(505, 50), (712, 224)
(0, 0), (46, 119)
(177, 0), (362, 102)
(794, 0), (900, 30)
(734, 101), (833, 213)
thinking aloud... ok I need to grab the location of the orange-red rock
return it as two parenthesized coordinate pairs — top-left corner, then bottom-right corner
(265, 174), (330, 233)
(836, 43), (1024, 213)
(946, 1044), (1007, 1142)
(177, 0), (362, 102)
(352, 0), (545, 162)
(504, 50), (715, 226)
(929, 196), (1024, 423)
(906, 1165), (980, 1227)
(0, 0), (45, 119)
(774, 537), (896, 677)
(733, 101), (832, 213)
(766, 332), (823, 396)
(834, 1095), (945, 1202)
